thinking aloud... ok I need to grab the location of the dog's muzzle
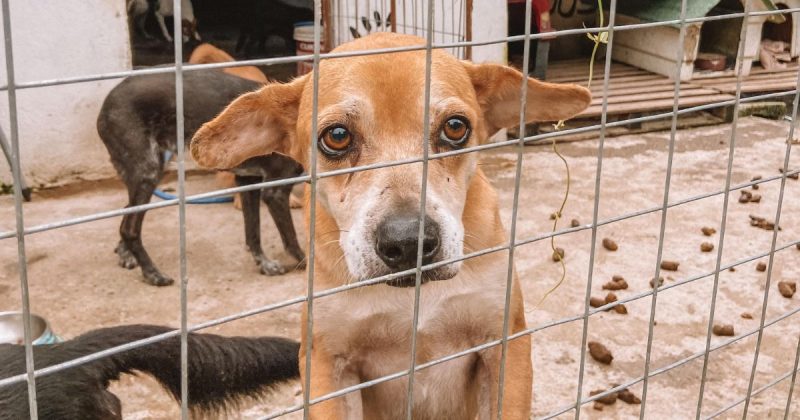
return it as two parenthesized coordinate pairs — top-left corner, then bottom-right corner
(375, 212), (448, 287)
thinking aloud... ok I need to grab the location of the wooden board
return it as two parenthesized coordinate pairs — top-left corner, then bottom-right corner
(546, 59), (799, 119)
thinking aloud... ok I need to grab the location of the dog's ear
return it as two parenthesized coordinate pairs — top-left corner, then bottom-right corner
(190, 76), (307, 170)
(462, 61), (591, 135)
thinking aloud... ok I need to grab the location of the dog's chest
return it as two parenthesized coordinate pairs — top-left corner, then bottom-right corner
(314, 269), (509, 418)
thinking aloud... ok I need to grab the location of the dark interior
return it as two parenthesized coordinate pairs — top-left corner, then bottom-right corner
(128, 0), (313, 81)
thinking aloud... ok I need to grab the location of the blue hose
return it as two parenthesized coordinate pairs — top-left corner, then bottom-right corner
(155, 151), (234, 204)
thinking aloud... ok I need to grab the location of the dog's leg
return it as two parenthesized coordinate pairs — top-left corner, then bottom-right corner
(299, 335), (358, 419)
(481, 300), (532, 419)
(154, 12), (173, 42)
(236, 175), (287, 276)
(262, 185), (306, 269)
(118, 177), (174, 286)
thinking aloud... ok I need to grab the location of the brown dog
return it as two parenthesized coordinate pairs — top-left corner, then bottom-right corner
(191, 33), (590, 419)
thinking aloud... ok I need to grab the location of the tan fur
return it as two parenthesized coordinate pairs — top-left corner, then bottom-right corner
(189, 43), (269, 83)
(191, 33), (590, 419)
(190, 43), (269, 209)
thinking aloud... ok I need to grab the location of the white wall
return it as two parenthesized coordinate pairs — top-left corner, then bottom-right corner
(470, 0), (507, 64)
(0, 0), (131, 188)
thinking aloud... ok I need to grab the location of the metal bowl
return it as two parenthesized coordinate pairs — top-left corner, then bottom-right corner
(0, 311), (60, 345)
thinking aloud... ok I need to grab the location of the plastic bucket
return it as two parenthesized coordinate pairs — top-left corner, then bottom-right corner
(294, 22), (327, 76)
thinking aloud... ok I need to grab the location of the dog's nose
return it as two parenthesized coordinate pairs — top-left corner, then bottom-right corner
(375, 214), (441, 270)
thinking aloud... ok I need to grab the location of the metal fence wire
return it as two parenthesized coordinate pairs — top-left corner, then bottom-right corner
(2, 0), (800, 418)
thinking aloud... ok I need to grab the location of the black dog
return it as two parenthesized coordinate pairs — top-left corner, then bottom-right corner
(0, 324), (299, 419)
(97, 70), (305, 286)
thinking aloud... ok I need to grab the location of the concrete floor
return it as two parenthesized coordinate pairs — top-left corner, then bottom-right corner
(2, 116), (800, 419)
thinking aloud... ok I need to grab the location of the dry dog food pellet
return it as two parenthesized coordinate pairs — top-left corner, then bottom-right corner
(590, 297), (606, 308)
(618, 389), (642, 405)
(750, 194), (762, 203)
(780, 168), (800, 180)
(739, 190), (752, 203)
(749, 215), (777, 231)
(550, 212), (559, 220)
(614, 304), (628, 315)
(650, 277), (664, 288)
(796, 243), (800, 251)
(778, 281), (797, 298)
(602, 238), (618, 251)
(729, 267), (736, 272)
(701, 242), (714, 252)
(660, 261), (679, 271)
(702, 226), (717, 236)
(552, 247), (565, 262)
(756, 262), (767, 272)
(571, 219), (580, 228)
(741, 312), (753, 319)
(590, 389), (618, 405)
(588, 341), (613, 364)
(751, 175), (762, 190)
(713, 324), (735, 336)
(593, 402), (604, 411)
(602, 276), (628, 290)
(605, 292), (618, 304)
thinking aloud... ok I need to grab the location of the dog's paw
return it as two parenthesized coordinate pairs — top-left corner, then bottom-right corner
(114, 243), (139, 270)
(259, 259), (286, 276)
(142, 270), (174, 287)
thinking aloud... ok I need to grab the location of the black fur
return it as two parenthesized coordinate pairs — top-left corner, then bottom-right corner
(97, 70), (305, 286)
(0, 324), (299, 419)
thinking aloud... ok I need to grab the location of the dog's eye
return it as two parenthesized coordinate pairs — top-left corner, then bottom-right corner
(319, 126), (352, 157)
(439, 117), (470, 147)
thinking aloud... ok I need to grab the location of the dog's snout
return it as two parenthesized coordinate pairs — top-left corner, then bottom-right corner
(376, 215), (441, 270)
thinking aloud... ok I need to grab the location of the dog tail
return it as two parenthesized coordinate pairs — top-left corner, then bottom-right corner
(20, 324), (299, 413)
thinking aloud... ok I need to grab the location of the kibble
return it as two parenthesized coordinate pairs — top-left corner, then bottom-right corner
(602, 276), (628, 291)
(739, 190), (752, 203)
(590, 297), (606, 308)
(650, 277), (664, 288)
(780, 167), (800, 180)
(701, 226), (717, 236)
(701, 242), (714, 252)
(593, 402), (604, 411)
(614, 304), (628, 315)
(618, 389), (642, 405)
(605, 292), (618, 304)
(756, 262), (767, 272)
(590, 389), (618, 405)
(741, 312), (753, 319)
(552, 247), (565, 262)
(602, 238), (618, 251)
(751, 175), (762, 190)
(778, 281), (796, 298)
(660, 260), (679, 271)
(571, 218), (580, 228)
(588, 341), (613, 364)
(713, 324), (735, 336)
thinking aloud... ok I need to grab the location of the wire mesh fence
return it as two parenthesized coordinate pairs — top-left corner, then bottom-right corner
(2, 0), (800, 418)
